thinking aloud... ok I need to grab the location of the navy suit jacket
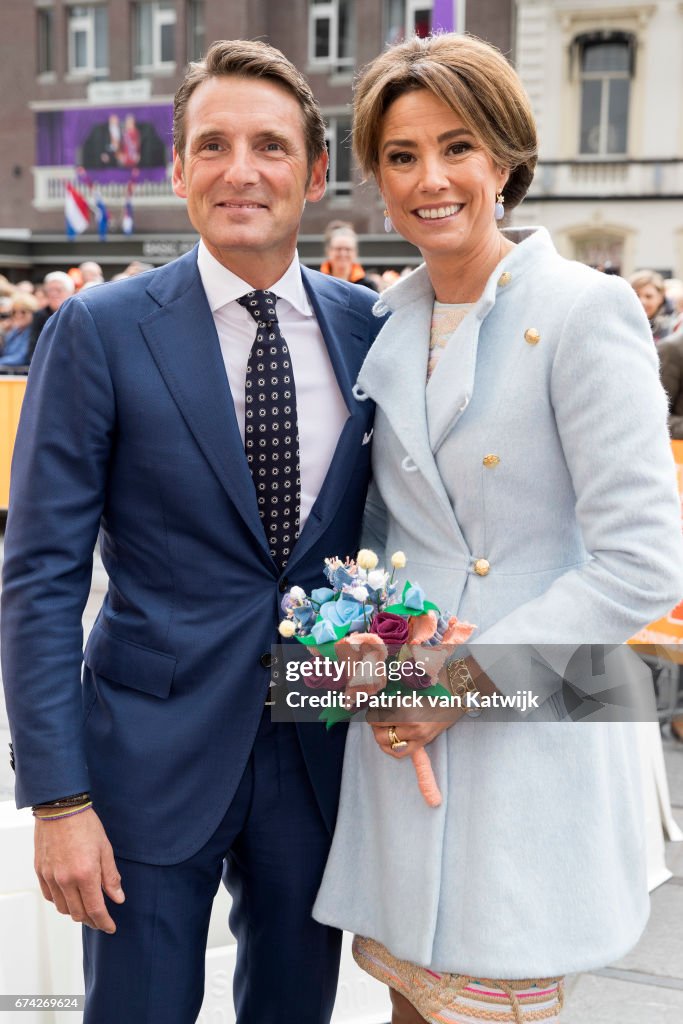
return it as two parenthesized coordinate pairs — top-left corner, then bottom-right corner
(1, 248), (382, 864)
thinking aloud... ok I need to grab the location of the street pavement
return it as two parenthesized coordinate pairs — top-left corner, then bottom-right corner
(0, 532), (682, 1021)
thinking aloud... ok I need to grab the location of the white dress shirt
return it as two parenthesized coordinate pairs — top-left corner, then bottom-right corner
(196, 241), (349, 532)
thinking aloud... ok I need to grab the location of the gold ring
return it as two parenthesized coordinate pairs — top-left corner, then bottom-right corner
(388, 726), (408, 751)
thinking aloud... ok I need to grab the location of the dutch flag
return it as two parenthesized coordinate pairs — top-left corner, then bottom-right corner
(95, 191), (110, 242)
(65, 182), (90, 238)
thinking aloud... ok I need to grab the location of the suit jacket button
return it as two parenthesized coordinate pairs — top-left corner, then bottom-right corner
(260, 652), (272, 669)
(8, 743), (15, 772)
(474, 559), (490, 576)
(524, 328), (541, 345)
(483, 454), (500, 467)
(278, 577), (289, 593)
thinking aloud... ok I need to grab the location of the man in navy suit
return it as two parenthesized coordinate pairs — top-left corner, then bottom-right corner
(1, 40), (381, 1023)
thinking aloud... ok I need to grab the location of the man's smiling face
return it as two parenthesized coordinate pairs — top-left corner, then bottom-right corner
(172, 75), (327, 283)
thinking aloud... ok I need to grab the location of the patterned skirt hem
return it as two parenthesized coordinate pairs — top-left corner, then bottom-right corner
(352, 936), (564, 1023)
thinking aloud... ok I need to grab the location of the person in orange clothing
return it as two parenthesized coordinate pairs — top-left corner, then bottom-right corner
(320, 221), (378, 291)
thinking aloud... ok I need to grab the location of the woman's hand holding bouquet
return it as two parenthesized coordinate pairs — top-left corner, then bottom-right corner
(279, 549), (475, 806)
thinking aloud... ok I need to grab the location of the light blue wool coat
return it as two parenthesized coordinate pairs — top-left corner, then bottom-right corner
(313, 228), (683, 978)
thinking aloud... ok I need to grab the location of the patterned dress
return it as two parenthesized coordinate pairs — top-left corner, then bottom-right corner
(427, 302), (472, 381)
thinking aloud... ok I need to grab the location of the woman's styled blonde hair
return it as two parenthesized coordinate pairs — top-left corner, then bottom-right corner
(353, 33), (538, 211)
(628, 269), (667, 297)
(11, 293), (39, 314)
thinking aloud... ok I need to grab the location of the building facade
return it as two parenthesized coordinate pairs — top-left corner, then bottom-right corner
(515, 0), (683, 276)
(0, 0), (513, 277)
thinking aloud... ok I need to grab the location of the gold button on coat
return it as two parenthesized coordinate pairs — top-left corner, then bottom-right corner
(498, 271), (512, 287)
(483, 454), (500, 467)
(474, 559), (490, 576)
(524, 328), (541, 345)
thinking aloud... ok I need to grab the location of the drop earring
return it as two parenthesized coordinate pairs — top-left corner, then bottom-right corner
(494, 192), (505, 221)
(383, 208), (393, 233)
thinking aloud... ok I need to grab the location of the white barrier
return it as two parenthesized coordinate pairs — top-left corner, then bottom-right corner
(0, 803), (390, 1024)
(636, 721), (683, 891)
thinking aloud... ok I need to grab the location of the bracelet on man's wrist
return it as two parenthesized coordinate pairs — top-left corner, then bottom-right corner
(33, 801), (93, 822)
(32, 792), (91, 811)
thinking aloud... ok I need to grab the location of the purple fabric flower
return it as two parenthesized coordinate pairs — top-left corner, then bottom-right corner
(370, 612), (409, 649)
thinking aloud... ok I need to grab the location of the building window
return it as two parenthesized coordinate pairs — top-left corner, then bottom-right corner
(187, 0), (205, 62)
(577, 33), (633, 156)
(572, 232), (624, 273)
(385, 0), (432, 45)
(37, 7), (55, 74)
(134, 1), (176, 74)
(67, 5), (109, 77)
(309, 1), (355, 70)
(325, 117), (352, 196)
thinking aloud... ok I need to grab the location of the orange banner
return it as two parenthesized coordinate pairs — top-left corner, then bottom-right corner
(629, 440), (683, 662)
(0, 376), (27, 511)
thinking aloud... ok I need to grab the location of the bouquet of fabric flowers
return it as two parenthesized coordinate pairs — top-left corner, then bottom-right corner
(279, 549), (475, 806)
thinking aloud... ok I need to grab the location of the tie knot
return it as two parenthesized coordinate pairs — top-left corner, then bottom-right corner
(237, 289), (278, 326)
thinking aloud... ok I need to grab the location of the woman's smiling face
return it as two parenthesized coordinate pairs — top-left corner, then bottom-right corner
(376, 89), (508, 267)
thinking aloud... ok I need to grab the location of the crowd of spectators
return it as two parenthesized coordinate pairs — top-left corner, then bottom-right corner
(0, 260), (154, 372)
(3, 246), (683, 377)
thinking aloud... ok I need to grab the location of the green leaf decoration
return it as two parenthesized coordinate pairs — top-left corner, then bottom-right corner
(384, 599), (440, 617)
(296, 622), (350, 657)
(382, 580), (440, 617)
(315, 640), (341, 661)
(320, 705), (355, 729)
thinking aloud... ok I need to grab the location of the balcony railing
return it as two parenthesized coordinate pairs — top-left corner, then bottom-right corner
(528, 159), (683, 200)
(32, 166), (182, 210)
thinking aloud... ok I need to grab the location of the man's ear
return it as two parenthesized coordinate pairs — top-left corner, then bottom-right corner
(172, 146), (187, 199)
(305, 148), (329, 203)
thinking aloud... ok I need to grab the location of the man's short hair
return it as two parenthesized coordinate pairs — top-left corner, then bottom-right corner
(173, 39), (326, 175)
(79, 261), (104, 282)
(44, 271), (76, 295)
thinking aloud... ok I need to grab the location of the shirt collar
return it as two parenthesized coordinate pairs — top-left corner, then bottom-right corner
(197, 240), (313, 317)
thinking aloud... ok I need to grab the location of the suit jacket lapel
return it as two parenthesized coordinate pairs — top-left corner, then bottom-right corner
(355, 268), (457, 526)
(285, 271), (375, 574)
(140, 251), (272, 563)
(425, 310), (481, 453)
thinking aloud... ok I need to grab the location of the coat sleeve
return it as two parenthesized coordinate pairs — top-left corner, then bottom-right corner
(0, 296), (115, 807)
(469, 274), (683, 706)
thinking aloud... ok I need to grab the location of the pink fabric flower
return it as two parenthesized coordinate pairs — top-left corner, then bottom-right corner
(441, 616), (476, 645)
(335, 632), (388, 701)
(407, 611), (438, 645)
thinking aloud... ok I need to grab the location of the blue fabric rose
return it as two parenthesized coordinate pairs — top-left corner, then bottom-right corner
(311, 619), (338, 645)
(320, 597), (372, 634)
(404, 584), (426, 611)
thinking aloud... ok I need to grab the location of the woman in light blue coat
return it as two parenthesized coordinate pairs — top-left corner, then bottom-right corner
(313, 34), (683, 1024)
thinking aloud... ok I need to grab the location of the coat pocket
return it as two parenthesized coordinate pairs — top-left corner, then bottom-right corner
(83, 623), (177, 699)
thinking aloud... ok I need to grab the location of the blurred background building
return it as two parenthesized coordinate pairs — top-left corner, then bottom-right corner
(0, 0), (680, 278)
(519, 0), (683, 277)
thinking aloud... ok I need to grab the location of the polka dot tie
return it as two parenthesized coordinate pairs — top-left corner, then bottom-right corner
(237, 290), (300, 569)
